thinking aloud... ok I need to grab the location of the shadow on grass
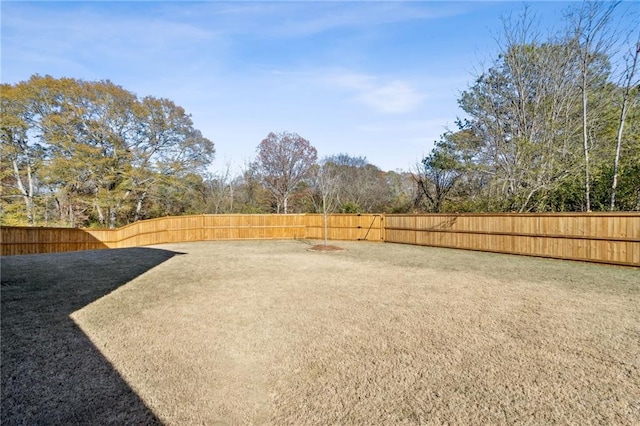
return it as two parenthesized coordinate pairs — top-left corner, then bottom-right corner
(1, 247), (183, 425)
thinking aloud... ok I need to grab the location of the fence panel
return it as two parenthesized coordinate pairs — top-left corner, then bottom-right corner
(385, 213), (639, 267)
(1, 227), (112, 255)
(303, 214), (383, 241)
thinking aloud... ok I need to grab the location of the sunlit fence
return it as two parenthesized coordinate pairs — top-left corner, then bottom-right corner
(0, 214), (381, 256)
(384, 213), (639, 267)
(2, 213), (638, 266)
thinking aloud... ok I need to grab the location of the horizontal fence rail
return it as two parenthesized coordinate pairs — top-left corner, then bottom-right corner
(1, 213), (638, 266)
(384, 213), (640, 267)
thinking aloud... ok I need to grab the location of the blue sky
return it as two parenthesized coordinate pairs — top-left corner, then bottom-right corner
(2, 1), (638, 173)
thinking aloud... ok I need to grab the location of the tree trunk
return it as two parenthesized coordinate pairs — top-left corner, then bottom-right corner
(109, 207), (117, 229)
(134, 191), (147, 222)
(12, 160), (35, 225)
(611, 42), (639, 210)
(582, 74), (591, 212)
(323, 193), (328, 246)
(610, 103), (627, 211)
(95, 204), (106, 226)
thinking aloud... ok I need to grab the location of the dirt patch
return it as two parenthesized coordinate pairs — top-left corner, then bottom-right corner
(2, 240), (639, 425)
(308, 243), (344, 252)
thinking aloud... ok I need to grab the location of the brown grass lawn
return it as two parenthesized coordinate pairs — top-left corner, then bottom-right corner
(2, 240), (639, 425)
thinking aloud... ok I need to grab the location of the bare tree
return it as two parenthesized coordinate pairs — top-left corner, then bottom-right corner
(203, 162), (234, 214)
(385, 170), (416, 213)
(256, 131), (317, 214)
(310, 161), (342, 245)
(230, 160), (271, 213)
(567, 1), (620, 211)
(322, 154), (391, 213)
(611, 37), (640, 210)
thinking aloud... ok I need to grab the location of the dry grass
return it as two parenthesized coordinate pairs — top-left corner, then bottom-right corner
(2, 240), (639, 425)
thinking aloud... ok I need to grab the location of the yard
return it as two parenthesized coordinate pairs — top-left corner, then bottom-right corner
(1, 240), (638, 425)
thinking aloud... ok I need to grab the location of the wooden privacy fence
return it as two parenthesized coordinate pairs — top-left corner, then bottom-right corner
(2, 213), (638, 266)
(1, 214), (382, 256)
(384, 213), (639, 267)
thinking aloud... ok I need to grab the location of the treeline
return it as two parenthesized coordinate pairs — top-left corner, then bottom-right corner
(415, 3), (640, 212)
(206, 144), (417, 217)
(1, 80), (416, 228)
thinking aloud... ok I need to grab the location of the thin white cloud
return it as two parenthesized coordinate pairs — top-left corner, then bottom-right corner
(327, 72), (426, 114)
(267, 3), (453, 37)
(2, 3), (218, 61)
(1, 2), (225, 87)
(166, 1), (471, 38)
(357, 80), (426, 114)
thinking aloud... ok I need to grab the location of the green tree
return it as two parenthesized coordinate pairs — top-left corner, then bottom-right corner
(414, 133), (463, 212)
(1, 83), (40, 225)
(1, 75), (215, 227)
